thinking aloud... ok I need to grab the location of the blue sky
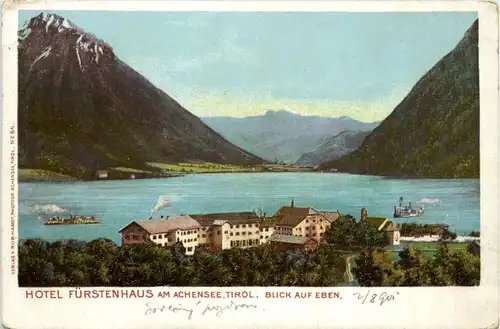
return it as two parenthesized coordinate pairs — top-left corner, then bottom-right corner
(19, 10), (477, 122)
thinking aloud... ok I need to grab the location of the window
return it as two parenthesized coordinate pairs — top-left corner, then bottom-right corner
(230, 225), (233, 229)
(255, 230), (259, 234)
(236, 232), (240, 236)
(236, 225), (240, 228)
(230, 232), (234, 236)
(248, 240), (253, 246)
(255, 239), (259, 244)
(243, 224), (246, 228)
(187, 247), (193, 252)
(260, 235), (263, 239)
(231, 241), (235, 247)
(152, 235), (157, 240)
(306, 220), (309, 223)
(242, 240), (247, 246)
(217, 230), (221, 235)
(177, 238), (180, 242)
(224, 230), (228, 234)
(265, 228), (269, 232)
(242, 232), (247, 236)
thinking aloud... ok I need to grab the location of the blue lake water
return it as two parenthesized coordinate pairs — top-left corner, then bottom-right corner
(19, 173), (480, 245)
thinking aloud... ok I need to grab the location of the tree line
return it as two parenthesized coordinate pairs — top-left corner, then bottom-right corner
(355, 244), (480, 286)
(18, 238), (346, 287)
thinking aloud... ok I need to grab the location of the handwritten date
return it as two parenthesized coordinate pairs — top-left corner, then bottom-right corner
(353, 290), (399, 306)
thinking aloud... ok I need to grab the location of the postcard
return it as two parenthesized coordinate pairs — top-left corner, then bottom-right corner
(1, 1), (499, 328)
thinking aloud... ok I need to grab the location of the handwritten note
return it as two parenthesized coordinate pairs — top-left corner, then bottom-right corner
(352, 290), (399, 306)
(144, 300), (260, 319)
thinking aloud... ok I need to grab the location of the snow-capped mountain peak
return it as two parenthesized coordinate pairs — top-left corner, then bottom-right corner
(18, 12), (114, 72)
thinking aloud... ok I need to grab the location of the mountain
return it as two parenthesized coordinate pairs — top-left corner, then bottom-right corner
(296, 130), (371, 165)
(18, 13), (264, 179)
(320, 20), (479, 178)
(203, 110), (379, 163)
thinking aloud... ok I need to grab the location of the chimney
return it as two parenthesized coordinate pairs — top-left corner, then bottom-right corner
(291, 199), (294, 208)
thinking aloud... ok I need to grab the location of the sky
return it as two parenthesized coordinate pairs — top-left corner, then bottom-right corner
(19, 10), (477, 122)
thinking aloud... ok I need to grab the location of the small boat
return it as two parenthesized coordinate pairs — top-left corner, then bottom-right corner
(44, 215), (100, 225)
(393, 197), (424, 218)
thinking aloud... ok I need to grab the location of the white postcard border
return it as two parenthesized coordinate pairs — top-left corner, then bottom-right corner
(1, 1), (499, 329)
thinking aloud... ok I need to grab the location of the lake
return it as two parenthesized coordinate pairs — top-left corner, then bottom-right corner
(18, 173), (480, 245)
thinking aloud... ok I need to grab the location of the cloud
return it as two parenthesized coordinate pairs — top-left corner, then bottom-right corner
(168, 86), (410, 122)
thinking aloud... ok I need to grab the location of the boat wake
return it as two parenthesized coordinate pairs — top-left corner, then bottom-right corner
(418, 198), (442, 205)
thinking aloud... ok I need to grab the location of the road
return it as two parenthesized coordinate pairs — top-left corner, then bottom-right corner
(345, 256), (354, 283)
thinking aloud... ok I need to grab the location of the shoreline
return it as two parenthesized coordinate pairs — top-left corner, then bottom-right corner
(18, 169), (482, 183)
(400, 236), (480, 243)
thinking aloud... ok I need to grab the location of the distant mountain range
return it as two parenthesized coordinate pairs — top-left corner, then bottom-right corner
(320, 20), (479, 178)
(18, 13), (264, 179)
(203, 110), (379, 163)
(296, 130), (371, 165)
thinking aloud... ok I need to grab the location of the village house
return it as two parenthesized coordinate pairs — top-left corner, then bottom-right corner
(359, 208), (400, 245)
(189, 212), (263, 251)
(95, 170), (108, 179)
(118, 215), (201, 255)
(259, 216), (276, 244)
(272, 200), (341, 243)
(268, 234), (319, 252)
(414, 223), (450, 239)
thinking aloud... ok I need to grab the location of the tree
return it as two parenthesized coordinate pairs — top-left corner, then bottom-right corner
(431, 244), (479, 286)
(324, 215), (388, 249)
(354, 248), (392, 287)
(396, 247), (432, 286)
(469, 231), (480, 237)
(440, 230), (457, 241)
(324, 215), (358, 248)
(356, 224), (388, 247)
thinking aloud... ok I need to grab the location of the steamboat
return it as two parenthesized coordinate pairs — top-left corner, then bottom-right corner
(44, 215), (99, 225)
(393, 197), (424, 218)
